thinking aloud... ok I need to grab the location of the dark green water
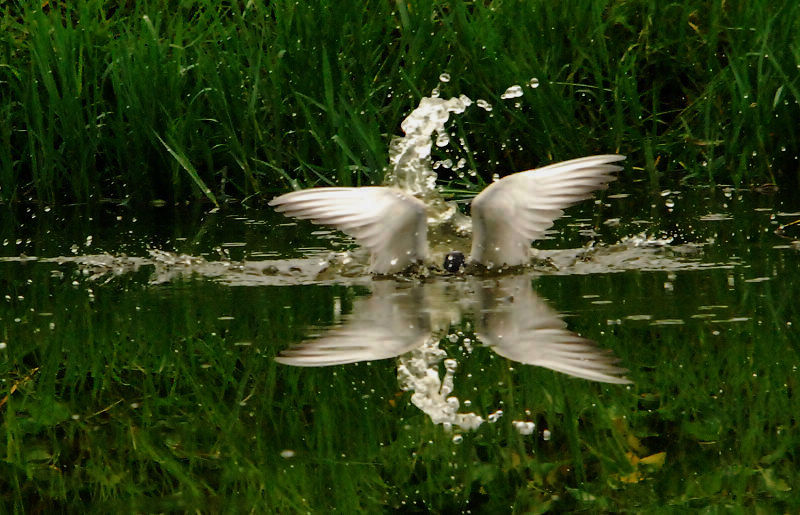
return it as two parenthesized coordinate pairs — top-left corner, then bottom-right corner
(2, 186), (799, 511)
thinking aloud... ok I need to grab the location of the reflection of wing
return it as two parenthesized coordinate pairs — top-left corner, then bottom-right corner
(473, 275), (631, 384)
(276, 280), (431, 366)
(269, 187), (428, 274)
(470, 155), (624, 267)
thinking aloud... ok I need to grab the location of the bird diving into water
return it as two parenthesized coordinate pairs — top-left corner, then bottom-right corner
(269, 154), (625, 274)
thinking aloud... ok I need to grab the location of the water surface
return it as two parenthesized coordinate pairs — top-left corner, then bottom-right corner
(2, 185), (799, 510)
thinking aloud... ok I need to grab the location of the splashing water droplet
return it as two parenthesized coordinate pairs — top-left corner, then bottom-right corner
(500, 85), (523, 99)
(513, 420), (535, 435)
(476, 99), (493, 112)
(529, 77), (540, 88)
(439, 73), (451, 83)
(435, 132), (450, 147)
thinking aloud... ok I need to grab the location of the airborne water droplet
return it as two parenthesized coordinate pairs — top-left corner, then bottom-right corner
(476, 99), (493, 112)
(500, 85), (523, 99)
(529, 77), (540, 88)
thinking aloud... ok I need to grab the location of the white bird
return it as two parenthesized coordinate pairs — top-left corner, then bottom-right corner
(269, 154), (625, 274)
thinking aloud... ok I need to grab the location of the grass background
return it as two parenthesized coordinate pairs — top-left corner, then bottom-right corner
(1, 0), (799, 205)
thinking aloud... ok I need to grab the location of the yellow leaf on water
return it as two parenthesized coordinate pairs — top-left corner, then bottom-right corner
(619, 470), (642, 483)
(639, 452), (666, 468)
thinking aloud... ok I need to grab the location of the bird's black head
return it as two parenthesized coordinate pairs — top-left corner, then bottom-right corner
(443, 251), (466, 273)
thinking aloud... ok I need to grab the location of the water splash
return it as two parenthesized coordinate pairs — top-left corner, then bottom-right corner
(383, 94), (475, 231)
(396, 338), (485, 431)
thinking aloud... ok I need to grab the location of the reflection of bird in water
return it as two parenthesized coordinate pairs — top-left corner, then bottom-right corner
(472, 275), (630, 383)
(269, 155), (625, 274)
(276, 274), (631, 385)
(275, 279), (457, 367)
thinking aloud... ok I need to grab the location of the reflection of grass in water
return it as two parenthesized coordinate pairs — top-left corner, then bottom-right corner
(2, 254), (799, 510)
(1, 191), (799, 510)
(1, 1), (799, 204)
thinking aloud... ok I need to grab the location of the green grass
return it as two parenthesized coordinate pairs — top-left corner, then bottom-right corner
(1, 0), (799, 204)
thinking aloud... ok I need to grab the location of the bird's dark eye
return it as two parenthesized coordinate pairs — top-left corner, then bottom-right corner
(443, 251), (466, 273)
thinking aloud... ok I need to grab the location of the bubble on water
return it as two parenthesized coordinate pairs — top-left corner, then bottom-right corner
(529, 77), (540, 88)
(500, 85), (523, 99)
(476, 99), (493, 111)
(439, 73), (451, 83)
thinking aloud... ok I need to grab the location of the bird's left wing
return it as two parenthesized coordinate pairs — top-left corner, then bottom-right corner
(269, 187), (427, 274)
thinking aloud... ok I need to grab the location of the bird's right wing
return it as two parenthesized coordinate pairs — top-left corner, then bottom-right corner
(269, 187), (428, 274)
(470, 155), (625, 267)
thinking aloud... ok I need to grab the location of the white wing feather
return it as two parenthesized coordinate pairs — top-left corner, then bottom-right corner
(269, 187), (428, 274)
(470, 155), (625, 267)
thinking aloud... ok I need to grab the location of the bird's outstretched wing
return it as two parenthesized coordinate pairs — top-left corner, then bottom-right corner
(470, 155), (625, 267)
(473, 275), (631, 384)
(275, 281), (430, 366)
(269, 187), (428, 274)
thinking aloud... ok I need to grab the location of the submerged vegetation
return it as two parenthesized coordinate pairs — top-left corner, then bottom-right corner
(1, 0), (799, 204)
